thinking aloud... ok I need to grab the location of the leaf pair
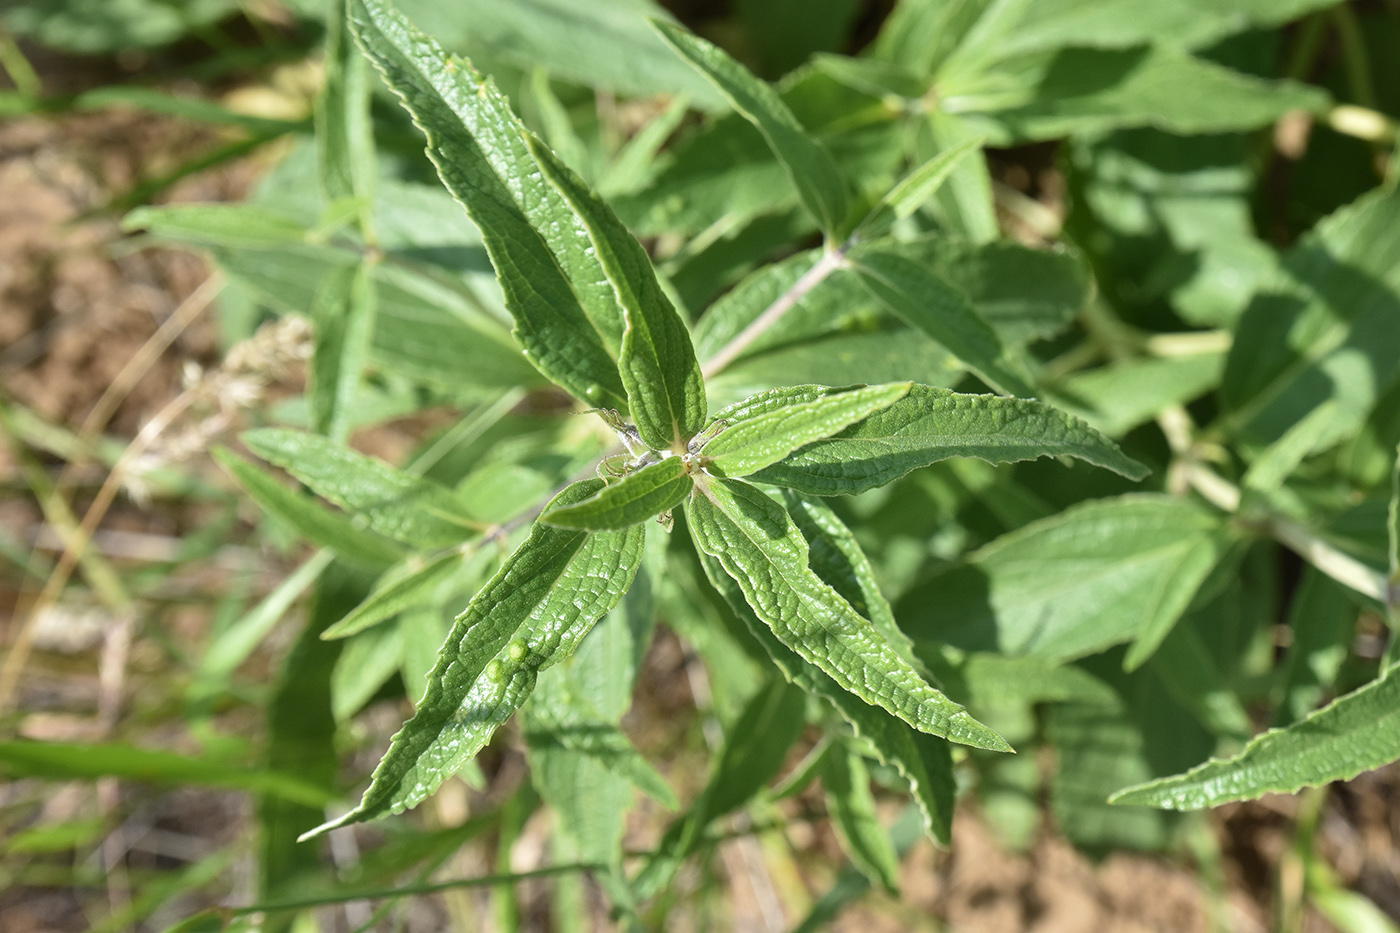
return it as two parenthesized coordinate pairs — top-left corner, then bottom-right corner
(348, 0), (704, 453)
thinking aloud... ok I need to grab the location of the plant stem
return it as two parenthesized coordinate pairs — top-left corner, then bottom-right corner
(700, 241), (852, 379)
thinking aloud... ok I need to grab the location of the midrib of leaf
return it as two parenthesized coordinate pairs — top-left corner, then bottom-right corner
(303, 481), (644, 837)
(348, 0), (627, 409)
(688, 478), (1009, 751)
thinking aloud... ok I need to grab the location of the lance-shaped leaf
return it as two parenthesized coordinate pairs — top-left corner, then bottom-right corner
(854, 137), (984, 239)
(214, 449), (401, 568)
(525, 133), (706, 450)
(823, 747), (901, 894)
(348, 0), (628, 409)
(703, 383), (911, 478)
(686, 477), (1009, 752)
(632, 677), (807, 899)
(846, 245), (1031, 397)
(652, 19), (850, 237)
(900, 495), (1232, 666)
(308, 262), (377, 443)
(243, 428), (480, 547)
(1110, 668), (1400, 810)
(525, 677), (677, 810)
(541, 457), (692, 530)
(302, 480), (645, 837)
(694, 547), (956, 844)
(321, 551), (464, 640)
(752, 384), (1148, 495)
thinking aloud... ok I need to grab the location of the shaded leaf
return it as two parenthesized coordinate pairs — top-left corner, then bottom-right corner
(308, 262), (377, 442)
(900, 495), (1231, 666)
(654, 20), (851, 236)
(214, 449), (402, 568)
(846, 244), (1031, 396)
(1111, 668), (1400, 810)
(823, 747), (900, 894)
(322, 550), (464, 640)
(243, 428), (480, 547)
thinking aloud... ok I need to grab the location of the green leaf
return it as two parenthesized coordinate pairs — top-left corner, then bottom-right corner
(1224, 186), (1400, 449)
(349, 0), (629, 409)
(524, 133), (707, 450)
(261, 563), (362, 905)
(653, 20), (851, 236)
(0, 741), (333, 807)
(1054, 352), (1227, 438)
(1390, 445), (1399, 585)
(994, 0), (1344, 56)
(686, 476), (1009, 751)
(845, 244), (1031, 397)
(751, 384), (1148, 496)
(631, 677), (807, 899)
(318, 0), (376, 218)
(1276, 568), (1359, 727)
(916, 111), (999, 243)
(525, 679), (677, 810)
(1110, 668), (1400, 810)
(242, 428), (481, 548)
(823, 747), (901, 894)
(124, 203), (308, 249)
(322, 550), (464, 640)
(704, 382), (912, 478)
(303, 480), (645, 837)
(855, 136), (984, 239)
(901, 495), (1233, 667)
(964, 46), (1330, 143)
(395, 0), (727, 108)
(331, 618), (404, 721)
(693, 545), (956, 844)
(779, 490), (924, 677)
(541, 457), (691, 530)
(308, 262), (377, 442)
(214, 449), (402, 568)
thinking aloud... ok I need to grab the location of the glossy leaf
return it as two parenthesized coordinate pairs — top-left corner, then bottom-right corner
(686, 476), (1009, 751)
(846, 245), (1032, 397)
(243, 428), (480, 547)
(823, 748), (900, 894)
(704, 382), (911, 478)
(541, 457), (692, 530)
(694, 546), (956, 844)
(525, 133), (706, 450)
(900, 495), (1232, 666)
(214, 449), (402, 568)
(1111, 668), (1400, 810)
(653, 20), (850, 236)
(303, 480), (645, 837)
(751, 384), (1148, 496)
(349, 0), (629, 409)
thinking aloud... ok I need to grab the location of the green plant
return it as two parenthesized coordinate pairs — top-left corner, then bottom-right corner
(5, 0), (1400, 928)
